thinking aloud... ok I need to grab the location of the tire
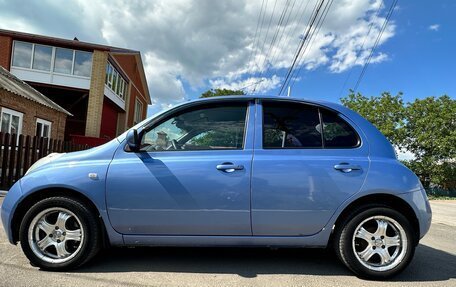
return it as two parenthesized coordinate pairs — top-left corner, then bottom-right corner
(333, 206), (415, 279)
(19, 196), (101, 270)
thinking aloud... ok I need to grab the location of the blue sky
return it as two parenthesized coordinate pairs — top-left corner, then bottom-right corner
(181, 1), (456, 108)
(0, 0), (453, 117)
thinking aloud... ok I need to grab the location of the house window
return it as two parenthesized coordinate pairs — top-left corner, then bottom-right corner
(54, 47), (74, 74)
(36, 118), (52, 138)
(73, 51), (93, 77)
(12, 41), (33, 68)
(32, 44), (52, 71)
(134, 99), (143, 124)
(105, 62), (127, 101)
(0, 107), (23, 135)
(11, 41), (92, 78)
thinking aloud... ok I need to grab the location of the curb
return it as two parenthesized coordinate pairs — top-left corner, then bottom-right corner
(0, 190), (7, 197)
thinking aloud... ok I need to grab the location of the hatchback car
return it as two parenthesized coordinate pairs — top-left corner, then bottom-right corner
(1, 96), (431, 279)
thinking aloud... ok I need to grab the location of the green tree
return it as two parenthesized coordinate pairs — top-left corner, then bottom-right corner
(403, 96), (456, 189)
(340, 90), (406, 147)
(404, 95), (455, 161)
(200, 88), (245, 98)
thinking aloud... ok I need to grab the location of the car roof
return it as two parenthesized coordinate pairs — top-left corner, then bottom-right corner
(184, 94), (344, 110)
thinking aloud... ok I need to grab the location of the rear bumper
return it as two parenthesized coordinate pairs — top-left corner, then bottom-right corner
(1, 181), (23, 244)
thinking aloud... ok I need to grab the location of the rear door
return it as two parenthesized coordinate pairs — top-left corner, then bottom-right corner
(251, 100), (369, 236)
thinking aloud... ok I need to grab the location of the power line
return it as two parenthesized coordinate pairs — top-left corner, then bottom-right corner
(246, 0), (266, 73)
(288, 0), (334, 92)
(337, 1), (383, 98)
(277, 0), (326, 96)
(250, 0), (270, 77)
(257, 0), (294, 79)
(353, 0), (398, 92)
(261, 0), (298, 80)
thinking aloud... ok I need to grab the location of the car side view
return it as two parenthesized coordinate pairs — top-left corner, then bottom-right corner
(1, 96), (431, 279)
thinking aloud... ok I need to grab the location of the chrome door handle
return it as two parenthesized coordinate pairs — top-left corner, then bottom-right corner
(334, 163), (362, 173)
(216, 163), (244, 173)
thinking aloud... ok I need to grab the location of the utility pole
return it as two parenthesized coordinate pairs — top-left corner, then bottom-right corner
(287, 86), (291, 97)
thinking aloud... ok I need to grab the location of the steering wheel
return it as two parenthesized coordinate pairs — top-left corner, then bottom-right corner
(171, 139), (179, 150)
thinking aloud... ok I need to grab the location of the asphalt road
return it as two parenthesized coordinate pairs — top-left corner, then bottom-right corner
(0, 198), (455, 287)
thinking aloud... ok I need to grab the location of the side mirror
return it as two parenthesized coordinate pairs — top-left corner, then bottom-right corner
(125, 129), (141, 152)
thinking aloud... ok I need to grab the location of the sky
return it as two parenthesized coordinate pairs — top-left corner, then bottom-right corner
(0, 0), (455, 118)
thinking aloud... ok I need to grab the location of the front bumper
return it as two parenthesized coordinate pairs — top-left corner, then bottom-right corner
(1, 181), (23, 244)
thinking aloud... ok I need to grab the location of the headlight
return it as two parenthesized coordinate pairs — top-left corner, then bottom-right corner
(25, 153), (66, 175)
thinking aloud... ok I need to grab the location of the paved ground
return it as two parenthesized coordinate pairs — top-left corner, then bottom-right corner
(0, 198), (454, 287)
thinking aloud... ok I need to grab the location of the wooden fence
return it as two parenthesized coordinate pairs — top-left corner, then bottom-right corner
(0, 132), (90, 190)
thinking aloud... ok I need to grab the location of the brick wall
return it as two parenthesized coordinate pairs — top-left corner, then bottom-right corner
(0, 89), (67, 140)
(0, 35), (12, 70)
(85, 50), (108, 137)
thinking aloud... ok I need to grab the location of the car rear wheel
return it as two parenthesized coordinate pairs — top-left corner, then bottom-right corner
(19, 196), (101, 270)
(334, 206), (415, 279)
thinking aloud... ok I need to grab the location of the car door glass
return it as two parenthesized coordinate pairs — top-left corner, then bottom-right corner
(141, 104), (247, 151)
(321, 110), (360, 148)
(263, 101), (322, 148)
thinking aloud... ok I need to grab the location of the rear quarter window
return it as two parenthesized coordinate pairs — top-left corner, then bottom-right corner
(320, 109), (360, 148)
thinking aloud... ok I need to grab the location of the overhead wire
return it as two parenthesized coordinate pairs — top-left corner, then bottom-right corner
(246, 0), (266, 74)
(352, 0), (398, 92)
(337, 0), (384, 98)
(277, 0), (326, 96)
(288, 0), (334, 93)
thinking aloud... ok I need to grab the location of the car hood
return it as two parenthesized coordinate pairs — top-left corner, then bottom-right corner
(26, 138), (121, 175)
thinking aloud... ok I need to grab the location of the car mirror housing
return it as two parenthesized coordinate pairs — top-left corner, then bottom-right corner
(125, 128), (141, 152)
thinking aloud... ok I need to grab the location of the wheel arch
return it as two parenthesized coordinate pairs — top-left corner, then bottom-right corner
(332, 193), (420, 245)
(11, 187), (109, 247)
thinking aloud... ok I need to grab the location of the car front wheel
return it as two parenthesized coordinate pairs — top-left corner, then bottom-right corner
(334, 206), (415, 279)
(19, 196), (101, 270)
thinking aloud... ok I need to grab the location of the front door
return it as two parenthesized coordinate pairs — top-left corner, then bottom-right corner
(251, 100), (369, 236)
(106, 101), (254, 235)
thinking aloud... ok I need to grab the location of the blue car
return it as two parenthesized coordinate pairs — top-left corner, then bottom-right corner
(1, 96), (431, 279)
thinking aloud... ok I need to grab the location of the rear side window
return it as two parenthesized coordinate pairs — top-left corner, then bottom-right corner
(262, 101), (360, 149)
(321, 110), (360, 148)
(263, 101), (322, 148)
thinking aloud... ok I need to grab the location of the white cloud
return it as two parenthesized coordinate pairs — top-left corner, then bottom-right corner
(428, 24), (440, 31)
(0, 0), (396, 110)
(210, 75), (282, 94)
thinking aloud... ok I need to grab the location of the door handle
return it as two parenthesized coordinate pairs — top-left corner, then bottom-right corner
(334, 163), (362, 173)
(216, 163), (244, 173)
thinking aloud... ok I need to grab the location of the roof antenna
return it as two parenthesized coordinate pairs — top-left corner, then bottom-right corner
(73, 37), (79, 41)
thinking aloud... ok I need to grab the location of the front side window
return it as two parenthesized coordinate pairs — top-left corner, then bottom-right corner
(141, 104), (247, 151)
(12, 41), (32, 68)
(32, 44), (52, 71)
(0, 108), (23, 135)
(263, 101), (322, 148)
(54, 48), (73, 74)
(36, 118), (52, 138)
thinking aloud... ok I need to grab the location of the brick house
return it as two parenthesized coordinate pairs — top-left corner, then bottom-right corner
(0, 66), (70, 140)
(0, 29), (151, 145)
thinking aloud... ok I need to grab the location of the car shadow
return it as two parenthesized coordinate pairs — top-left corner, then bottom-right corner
(77, 244), (455, 282)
